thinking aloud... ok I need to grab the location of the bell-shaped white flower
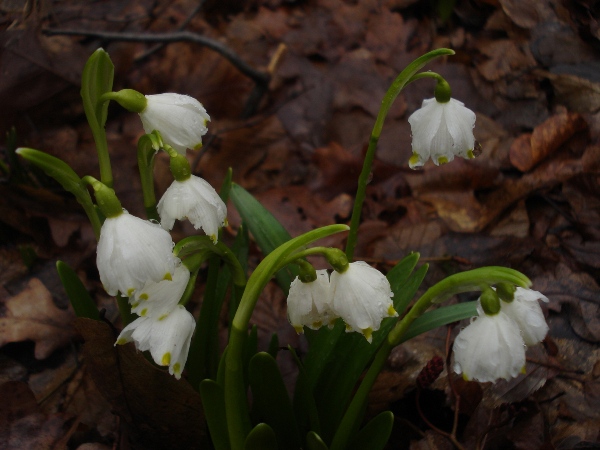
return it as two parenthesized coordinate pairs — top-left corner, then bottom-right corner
(129, 264), (190, 319)
(287, 270), (336, 333)
(407, 98), (476, 168)
(157, 175), (227, 242)
(501, 287), (549, 346)
(140, 93), (210, 155)
(329, 261), (397, 343)
(97, 211), (178, 296)
(453, 306), (526, 382)
(116, 305), (196, 379)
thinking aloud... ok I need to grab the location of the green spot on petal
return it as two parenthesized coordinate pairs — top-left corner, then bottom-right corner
(467, 149), (475, 159)
(162, 352), (171, 366)
(163, 272), (173, 281)
(210, 234), (217, 244)
(520, 365), (527, 375)
(462, 373), (470, 381)
(362, 327), (373, 343)
(173, 362), (181, 374)
(387, 305), (397, 317)
(438, 156), (449, 165)
(116, 338), (127, 345)
(139, 293), (149, 300)
(194, 142), (203, 151)
(409, 153), (420, 168)
(293, 325), (304, 334)
(140, 308), (147, 316)
(127, 288), (135, 297)
(311, 321), (323, 329)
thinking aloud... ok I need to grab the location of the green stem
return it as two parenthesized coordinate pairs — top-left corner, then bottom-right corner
(329, 266), (531, 450)
(223, 225), (349, 450)
(116, 293), (136, 326)
(137, 132), (162, 221)
(345, 48), (455, 260)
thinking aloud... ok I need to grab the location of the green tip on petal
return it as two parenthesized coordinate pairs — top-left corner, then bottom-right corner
(173, 362), (181, 375)
(131, 302), (140, 308)
(462, 373), (470, 381)
(126, 288), (135, 297)
(162, 352), (171, 366)
(116, 338), (127, 345)
(163, 272), (173, 281)
(293, 325), (304, 334)
(345, 323), (353, 332)
(158, 314), (169, 321)
(467, 149), (475, 159)
(437, 156), (449, 165)
(210, 234), (217, 244)
(193, 142), (203, 151)
(311, 321), (323, 329)
(409, 153), (421, 168)
(362, 327), (373, 343)
(388, 305), (398, 317)
(140, 308), (147, 316)
(520, 365), (527, 375)
(139, 293), (149, 300)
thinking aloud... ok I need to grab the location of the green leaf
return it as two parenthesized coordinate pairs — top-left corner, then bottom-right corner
(56, 261), (99, 321)
(249, 352), (301, 450)
(229, 183), (297, 295)
(199, 380), (230, 450)
(81, 48), (114, 187)
(347, 411), (393, 450)
(244, 423), (278, 450)
(16, 148), (101, 239)
(400, 301), (477, 343)
(306, 432), (329, 450)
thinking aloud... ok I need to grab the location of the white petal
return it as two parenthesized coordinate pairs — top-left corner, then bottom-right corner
(287, 270), (333, 331)
(131, 264), (190, 319)
(140, 93), (210, 154)
(329, 261), (396, 341)
(97, 212), (177, 296)
(501, 287), (549, 346)
(453, 311), (526, 382)
(157, 176), (227, 241)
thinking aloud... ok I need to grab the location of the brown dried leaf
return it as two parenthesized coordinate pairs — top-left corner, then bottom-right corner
(0, 381), (74, 449)
(75, 318), (207, 450)
(0, 278), (76, 359)
(509, 112), (587, 172)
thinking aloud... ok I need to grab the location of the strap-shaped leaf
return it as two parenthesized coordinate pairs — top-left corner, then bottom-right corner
(400, 301), (478, 343)
(229, 183), (297, 295)
(249, 352), (301, 450)
(56, 261), (99, 320)
(199, 380), (230, 450)
(347, 411), (393, 450)
(306, 432), (329, 450)
(244, 423), (278, 450)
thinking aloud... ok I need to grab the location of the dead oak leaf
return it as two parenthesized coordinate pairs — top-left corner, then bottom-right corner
(0, 277), (75, 359)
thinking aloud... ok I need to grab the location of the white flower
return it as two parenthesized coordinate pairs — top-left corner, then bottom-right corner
(329, 261), (397, 342)
(407, 98), (476, 168)
(140, 93), (210, 155)
(500, 287), (549, 346)
(287, 270), (336, 333)
(453, 307), (526, 382)
(116, 305), (196, 379)
(129, 264), (190, 319)
(97, 211), (178, 296)
(157, 175), (227, 242)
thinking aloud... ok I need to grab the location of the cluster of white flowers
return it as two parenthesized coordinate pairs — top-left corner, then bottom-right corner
(453, 287), (549, 383)
(95, 94), (228, 379)
(287, 261), (397, 343)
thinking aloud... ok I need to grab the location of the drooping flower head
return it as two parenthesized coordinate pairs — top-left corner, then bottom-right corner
(287, 270), (336, 333)
(453, 305), (526, 383)
(129, 264), (190, 319)
(140, 93), (210, 155)
(157, 175), (227, 243)
(407, 97), (476, 169)
(329, 261), (397, 343)
(97, 211), (178, 297)
(500, 287), (549, 346)
(116, 305), (196, 379)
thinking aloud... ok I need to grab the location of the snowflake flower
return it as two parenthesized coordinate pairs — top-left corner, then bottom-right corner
(329, 261), (397, 343)
(287, 270), (336, 333)
(116, 305), (196, 379)
(501, 287), (549, 346)
(96, 211), (178, 296)
(140, 93), (210, 155)
(157, 175), (227, 242)
(408, 98), (476, 168)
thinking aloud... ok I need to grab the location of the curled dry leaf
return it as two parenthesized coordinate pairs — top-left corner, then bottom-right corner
(0, 277), (76, 359)
(509, 111), (587, 172)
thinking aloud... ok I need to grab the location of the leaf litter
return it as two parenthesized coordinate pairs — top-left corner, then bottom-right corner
(1, 0), (599, 448)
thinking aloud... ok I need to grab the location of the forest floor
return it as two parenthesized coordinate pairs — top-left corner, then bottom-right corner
(1, 0), (599, 449)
